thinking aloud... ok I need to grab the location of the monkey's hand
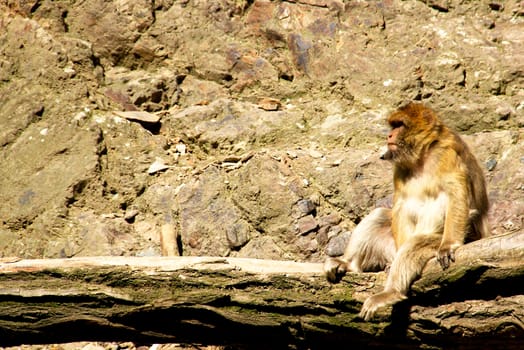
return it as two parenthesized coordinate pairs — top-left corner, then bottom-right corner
(436, 241), (461, 270)
(324, 257), (348, 283)
(359, 290), (407, 321)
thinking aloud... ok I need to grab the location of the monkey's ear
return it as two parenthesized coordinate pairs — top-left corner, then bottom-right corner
(421, 108), (437, 125)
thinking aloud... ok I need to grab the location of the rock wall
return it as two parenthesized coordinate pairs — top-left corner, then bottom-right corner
(0, 0), (522, 261)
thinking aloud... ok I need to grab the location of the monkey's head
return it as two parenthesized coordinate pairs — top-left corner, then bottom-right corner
(382, 102), (443, 166)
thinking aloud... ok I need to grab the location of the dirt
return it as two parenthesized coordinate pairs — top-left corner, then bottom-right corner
(0, 0), (522, 264)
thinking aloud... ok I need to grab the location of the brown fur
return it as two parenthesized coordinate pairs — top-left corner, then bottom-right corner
(324, 103), (490, 320)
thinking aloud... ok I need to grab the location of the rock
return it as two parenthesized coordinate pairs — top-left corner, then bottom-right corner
(124, 209), (139, 222)
(175, 142), (187, 155)
(309, 149), (324, 159)
(296, 235), (319, 257)
(114, 111), (161, 123)
(0, 121), (101, 229)
(167, 98), (304, 154)
(245, 0), (277, 34)
(227, 155), (303, 237)
(176, 166), (245, 257)
(234, 236), (290, 260)
(194, 52), (233, 84)
(296, 215), (318, 236)
(421, 56), (466, 90)
(316, 225), (330, 246)
(104, 67), (177, 111)
(226, 219), (251, 250)
(325, 231), (351, 257)
(0, 0), (522, 267)
(230, 53), (279, 91)
(33, 209), (142, 258)
(66, 0), (155, 66)
(294, 198), (317, 217)
(288, 33), (312, 75)
(258, 97), (282, 111)
(486, 158), (498, 171)
(147, 157), (170, 175)
(178, 75), (228, 107)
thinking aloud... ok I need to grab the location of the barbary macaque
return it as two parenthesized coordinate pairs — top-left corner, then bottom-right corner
(325, 102), (490, 320)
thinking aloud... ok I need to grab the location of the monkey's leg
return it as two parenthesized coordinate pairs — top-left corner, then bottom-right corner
(324, 208), (395, 283)
(471, 210), (491, 241)
(359, 233), (441, 320)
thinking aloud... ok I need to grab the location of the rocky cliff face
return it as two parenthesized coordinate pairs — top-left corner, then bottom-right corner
(0, 0), (522, 262)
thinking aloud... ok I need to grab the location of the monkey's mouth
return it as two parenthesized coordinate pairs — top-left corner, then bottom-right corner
(387, 143), (398, 151)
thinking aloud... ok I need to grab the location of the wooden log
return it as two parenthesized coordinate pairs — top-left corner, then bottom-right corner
(0, 231), (523, 349)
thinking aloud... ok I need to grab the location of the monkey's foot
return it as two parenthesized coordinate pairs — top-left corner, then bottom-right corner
(323, 257), (348, 283)
(437, 241), (461, 270)
(359, 290), (407, 321)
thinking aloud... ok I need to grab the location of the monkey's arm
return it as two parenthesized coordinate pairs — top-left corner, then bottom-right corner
(438, 154), (470, 269)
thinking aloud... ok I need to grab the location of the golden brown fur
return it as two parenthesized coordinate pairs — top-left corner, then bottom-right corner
(324, 103), (490, 320)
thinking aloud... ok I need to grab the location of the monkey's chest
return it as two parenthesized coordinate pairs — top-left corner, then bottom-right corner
(394, 185), (448, 237)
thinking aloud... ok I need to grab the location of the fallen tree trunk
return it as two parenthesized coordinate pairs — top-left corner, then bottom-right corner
(0, 231), (522, 349)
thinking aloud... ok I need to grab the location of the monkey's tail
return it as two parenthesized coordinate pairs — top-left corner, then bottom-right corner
(384, 233), (441, 295)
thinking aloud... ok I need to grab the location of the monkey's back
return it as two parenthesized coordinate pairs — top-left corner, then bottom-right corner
(449, 130), (490, 241)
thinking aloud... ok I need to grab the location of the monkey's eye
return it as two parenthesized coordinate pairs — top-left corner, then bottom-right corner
(390, 121), (404, 129)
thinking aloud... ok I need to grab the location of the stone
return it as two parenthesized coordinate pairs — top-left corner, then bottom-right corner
(0, 0), (521, 267)
(325, 231), (351, 257)
(147, 157), (170, 174)
(295, 198), (317, 216)
(318, 213), (342, 227)
(258, 97), (282, 111)
(296, 215), (318, 236)
(226, 219), (251, 249)
(114, 111), (161, 123)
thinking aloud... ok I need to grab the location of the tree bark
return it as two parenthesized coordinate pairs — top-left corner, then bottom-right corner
(0, 231), (522, 349)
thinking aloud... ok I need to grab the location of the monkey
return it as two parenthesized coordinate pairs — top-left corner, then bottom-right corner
(324, 102), (490, 320)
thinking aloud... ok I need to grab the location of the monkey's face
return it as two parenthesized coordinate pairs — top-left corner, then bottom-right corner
(387, 121), (404, 153)
(384, 117), (408, 162)
(383, 103), (439, 165)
